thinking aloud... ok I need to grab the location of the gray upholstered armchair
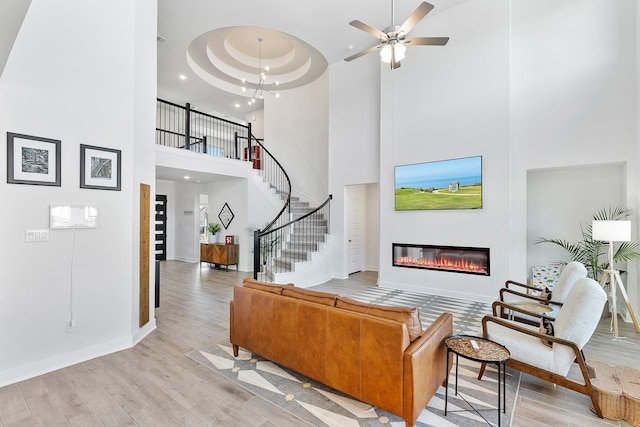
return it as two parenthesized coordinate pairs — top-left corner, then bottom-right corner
(480, 276), (607, 417)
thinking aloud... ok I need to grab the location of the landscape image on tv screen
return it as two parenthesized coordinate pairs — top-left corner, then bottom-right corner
(395, 156), (482, 210)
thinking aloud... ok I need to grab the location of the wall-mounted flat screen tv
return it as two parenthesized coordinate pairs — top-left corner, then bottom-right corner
(395, 155), (483, 210)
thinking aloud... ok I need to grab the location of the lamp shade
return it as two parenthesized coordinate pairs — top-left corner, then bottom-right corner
(592, 220), (631, 242)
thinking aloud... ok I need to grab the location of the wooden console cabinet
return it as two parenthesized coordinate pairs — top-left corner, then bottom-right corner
(200, 243), (238, 271)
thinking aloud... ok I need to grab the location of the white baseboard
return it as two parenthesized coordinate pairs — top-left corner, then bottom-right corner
(0, 320), (157, 388)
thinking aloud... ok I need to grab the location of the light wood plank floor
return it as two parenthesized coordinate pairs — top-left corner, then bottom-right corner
(1, 260), (639, 426)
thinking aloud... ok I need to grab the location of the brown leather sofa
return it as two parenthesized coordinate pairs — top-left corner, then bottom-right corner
(230, 278), (453, 427)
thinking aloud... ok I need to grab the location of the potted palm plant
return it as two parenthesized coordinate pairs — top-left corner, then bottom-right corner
(536, 205), (640, 281)
(207, 222), (221, 243)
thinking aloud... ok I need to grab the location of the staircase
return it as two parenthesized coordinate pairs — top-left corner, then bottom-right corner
(258, 194), (332, 286)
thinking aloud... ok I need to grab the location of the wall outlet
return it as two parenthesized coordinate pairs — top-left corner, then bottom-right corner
(66, 318), (77, 333)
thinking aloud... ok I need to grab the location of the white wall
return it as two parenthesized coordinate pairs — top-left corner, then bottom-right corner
(131, 0), (158, 340)
(173, 181), (203, 262)
(264, 70), (329, 204)
(377, 0), (511, 301)
(526, 163), (626, 272)
(511, 0), (638, 307)
(327, 0), (638, 306)
(0, 0), (156, 386)
(365, 183), (380, 272)
(246, 108), (264, 139)
(328, 55), (381, 279)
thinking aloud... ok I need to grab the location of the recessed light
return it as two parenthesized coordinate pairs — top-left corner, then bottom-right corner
(234, 103), (240, 108)
(179, 74), (186, 80)
(184, 175), (190, 180)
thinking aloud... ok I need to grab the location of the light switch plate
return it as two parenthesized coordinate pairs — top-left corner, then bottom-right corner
(26, 229), (50, 242)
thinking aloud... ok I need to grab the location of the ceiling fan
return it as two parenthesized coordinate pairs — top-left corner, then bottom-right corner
(345, 0), (449, 69)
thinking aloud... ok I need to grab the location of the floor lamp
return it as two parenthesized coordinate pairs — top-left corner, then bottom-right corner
(592, 220), (640, 337)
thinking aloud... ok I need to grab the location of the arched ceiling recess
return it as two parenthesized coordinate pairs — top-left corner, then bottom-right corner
(187, 26), (328, 100)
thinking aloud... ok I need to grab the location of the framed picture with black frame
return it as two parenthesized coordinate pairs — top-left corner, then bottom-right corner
(7, 132), (61, 186)
(218, 202), (234, 229)
(80, 144), (121, 191)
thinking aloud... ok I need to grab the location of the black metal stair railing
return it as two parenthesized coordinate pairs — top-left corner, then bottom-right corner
(254, 195), (331, 279)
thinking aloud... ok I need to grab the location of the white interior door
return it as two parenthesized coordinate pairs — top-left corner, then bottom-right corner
(347, 185), (365, 274)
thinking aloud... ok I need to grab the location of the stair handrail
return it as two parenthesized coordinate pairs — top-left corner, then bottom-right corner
(250, 135), (292, 232)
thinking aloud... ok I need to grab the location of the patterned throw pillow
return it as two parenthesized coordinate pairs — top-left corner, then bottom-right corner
(539, 315), (554, 348)
(531, 264), (562, 290)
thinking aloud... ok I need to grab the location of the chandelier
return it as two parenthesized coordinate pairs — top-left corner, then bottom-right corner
(242, 37), (280, 105)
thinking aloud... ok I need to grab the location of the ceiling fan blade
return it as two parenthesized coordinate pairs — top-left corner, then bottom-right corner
(344, 44), (382, 62)
(405, 36), (449, 46)
(349, 20), (387, 39)
(398, 2), (435, 35)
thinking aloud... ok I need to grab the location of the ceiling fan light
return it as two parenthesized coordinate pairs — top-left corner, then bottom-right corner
(380, 43), (406, 64)
(395, 43), (407, 61)
(380, 44), (392, 63)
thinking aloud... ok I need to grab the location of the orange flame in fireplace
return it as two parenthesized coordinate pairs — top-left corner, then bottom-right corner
(396, 255), (487, 273)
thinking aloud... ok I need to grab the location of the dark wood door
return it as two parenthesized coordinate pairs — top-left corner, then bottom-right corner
(155, 195), (167, 261)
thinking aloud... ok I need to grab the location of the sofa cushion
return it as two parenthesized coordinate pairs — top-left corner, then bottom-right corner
(336, 297), (423, 342)
(281, 287), (338, 306)
(243, 278), (292, 294)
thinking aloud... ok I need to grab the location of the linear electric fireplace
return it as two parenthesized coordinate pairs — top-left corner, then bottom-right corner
(392, 243), (490, 276)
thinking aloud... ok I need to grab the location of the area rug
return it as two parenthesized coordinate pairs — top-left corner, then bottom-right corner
(186, 289), (520, 427)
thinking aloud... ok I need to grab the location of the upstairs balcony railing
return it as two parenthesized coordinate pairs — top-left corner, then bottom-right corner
(155, 98), (290, 200)
(156, 98), (249, 158)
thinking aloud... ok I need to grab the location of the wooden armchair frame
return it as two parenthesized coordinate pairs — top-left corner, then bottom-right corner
(478, 302), (603, 418)
(498, 280), (564, 326)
